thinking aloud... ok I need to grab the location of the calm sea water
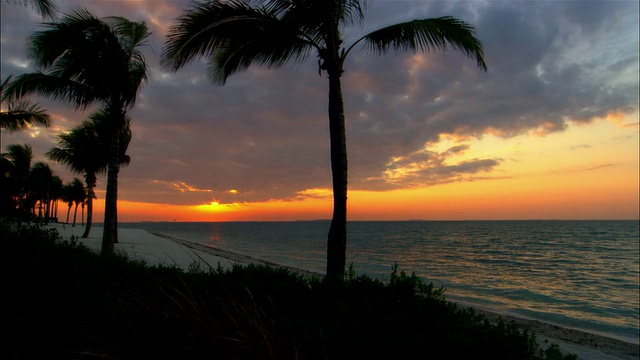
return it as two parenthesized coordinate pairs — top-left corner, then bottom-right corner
(121, 220), (639, 344)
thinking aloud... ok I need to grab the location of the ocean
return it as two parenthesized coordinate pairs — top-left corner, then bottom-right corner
(121, 220), (639, 344)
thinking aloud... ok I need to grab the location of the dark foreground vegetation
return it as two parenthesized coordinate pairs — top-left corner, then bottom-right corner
(1, 222), (576, 360)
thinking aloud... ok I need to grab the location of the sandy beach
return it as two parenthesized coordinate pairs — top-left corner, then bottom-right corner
(50, 223), (638, 360)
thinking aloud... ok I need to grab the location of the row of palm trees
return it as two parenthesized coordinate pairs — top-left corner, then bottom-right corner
(1, 110), (131, 235)
(4, 7), (149, 255)
(3, 0), (487, 282)
(46, 111), (132, 238)
(1, 144), (86, 227)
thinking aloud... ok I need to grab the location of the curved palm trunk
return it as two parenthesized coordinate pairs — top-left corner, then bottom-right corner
(65, 203), (71, 223)
(325, 72), (348, 284)
(44, 191), (50, 225)
(37, 201), (43, 220)
(82, 174), (96, 238)
(72, 202), (79, 226)
(101, 123), (120, 256)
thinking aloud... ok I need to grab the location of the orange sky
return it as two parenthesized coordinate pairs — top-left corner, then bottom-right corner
(3, 1), (638, 223)
(89, 113), (638, 222)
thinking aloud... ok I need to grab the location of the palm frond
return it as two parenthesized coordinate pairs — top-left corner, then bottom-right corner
(25, 7), (147, 108)
(0, 76), (12, 100)
(45, 109), (131, 177)
(0, 99), (50, 131)
(333, 0), (367, 27)
(45, 146), (73, 167)
(6, 72), (96, 109)
(28, 7), (103, 68)
(362, 16), (487, 71)
(162, 0), (313, 84)
(104, 16), (152, 62)
(7, 0), (58, 19)
(210, 28), (312, 84)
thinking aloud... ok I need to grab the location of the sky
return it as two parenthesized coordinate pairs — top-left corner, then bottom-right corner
(1, 0), (638, 222)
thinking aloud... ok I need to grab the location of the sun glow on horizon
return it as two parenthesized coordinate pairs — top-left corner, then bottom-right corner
(83, 112), (638, 223)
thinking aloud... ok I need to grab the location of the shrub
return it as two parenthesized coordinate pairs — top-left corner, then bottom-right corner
(0, 221), (577, 360)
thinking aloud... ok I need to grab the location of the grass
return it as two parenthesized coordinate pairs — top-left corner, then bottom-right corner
(0, 221), (577, 359)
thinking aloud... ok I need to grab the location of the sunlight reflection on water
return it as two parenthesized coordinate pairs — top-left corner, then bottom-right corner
(128, 220), (639, 343)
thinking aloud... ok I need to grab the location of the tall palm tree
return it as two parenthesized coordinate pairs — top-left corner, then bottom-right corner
(162, 0), (487, 283)
(47, 110), (132, 237)
(1, 76), (50, 150)
(3, 0), (58, 19)
(6, 8), (150, 256)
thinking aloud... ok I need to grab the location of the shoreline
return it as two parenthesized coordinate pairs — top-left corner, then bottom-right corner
(49, 224), (639, 360)
(150, 232), (322, 278)
(152, 232), (639, 360)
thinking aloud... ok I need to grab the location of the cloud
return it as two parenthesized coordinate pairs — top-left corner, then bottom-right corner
(359, 144), (502, 190)
(1, 0), (637, 207)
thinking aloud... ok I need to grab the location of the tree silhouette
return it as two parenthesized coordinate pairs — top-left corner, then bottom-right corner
(1, 76), (50, 150)
(6, 8), (150, 256)
(162, 0), (486, 283)
(29, 161), (53, 223)
(60, 181), (73, 224)
(47, 110), (131, 237)
(3, 144), (33, 218)
(66, 178), (85, 227)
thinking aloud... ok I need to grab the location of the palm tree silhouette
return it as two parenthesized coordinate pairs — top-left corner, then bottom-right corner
(3, 0), (58, 19)
(6, 8), (150, 256)
(47, 110), (132, 238)
(49, 175), (62, 221)
(162, 0), (487, 283)
(66, 178), (85, 227)
(1, 76), (50, 150)
(60, 182), (73, 224)
(29, 161), (53, 223)
(4, 144), (33, 218)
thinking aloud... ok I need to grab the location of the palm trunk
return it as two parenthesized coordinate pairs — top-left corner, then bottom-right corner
(44, 191), (50, 225)
(101, 124), (120, 256)
(66, 203), (71, 223)
(72, 202), (79, 227)
(325, 71), (348, 284)
(82, 174), (96, 238)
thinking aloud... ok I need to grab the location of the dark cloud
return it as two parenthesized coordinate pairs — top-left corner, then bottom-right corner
(358, 144), (502, 190)
(1, 0), (637, 206)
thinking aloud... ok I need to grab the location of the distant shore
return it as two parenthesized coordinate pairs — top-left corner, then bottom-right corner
(50, 223), (639, 360)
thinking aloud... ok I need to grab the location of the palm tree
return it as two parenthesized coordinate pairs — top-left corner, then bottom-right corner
(6, 8), (150, 256)
(67, 178), (85, 227)
(0, 152), (15, 216)
(4, 144), (33, 218)
(1, 76), (50, 150)
(49, 175), (62, 221)
(162, 0), (487, 283)
(47, 110), (132, 237)
(3, 0), (58, 19)
(29, 161), (53, 223)
(60, 182), (73, 224)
